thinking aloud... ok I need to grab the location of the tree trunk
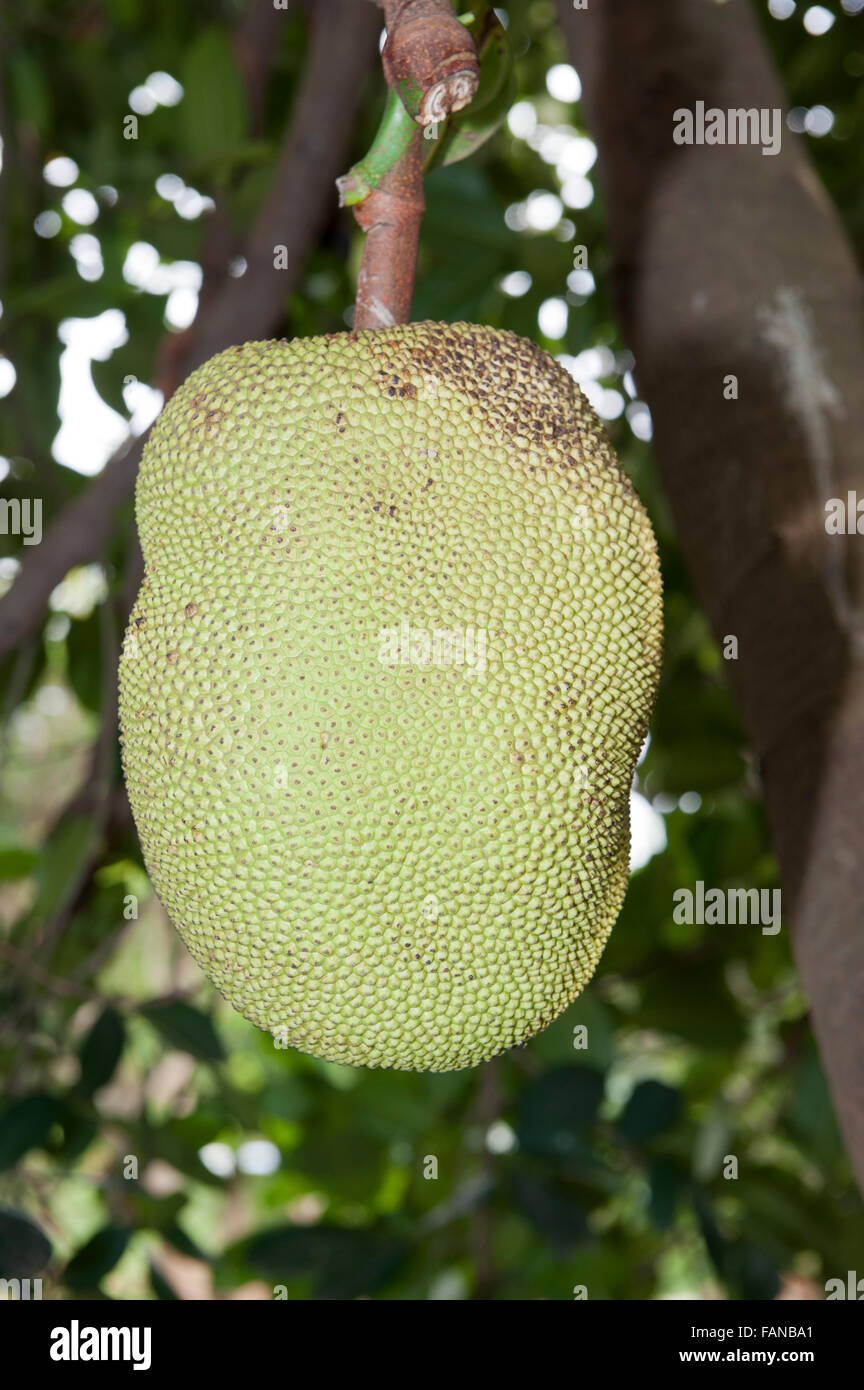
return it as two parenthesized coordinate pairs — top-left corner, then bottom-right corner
(556, 0), (864, 1189)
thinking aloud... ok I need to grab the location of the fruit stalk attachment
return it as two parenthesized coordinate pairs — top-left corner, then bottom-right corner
(339, 1), (512, 329)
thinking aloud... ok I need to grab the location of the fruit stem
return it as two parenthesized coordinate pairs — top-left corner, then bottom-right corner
(345, 0), (481, 329)
(352, 129), (426, 330)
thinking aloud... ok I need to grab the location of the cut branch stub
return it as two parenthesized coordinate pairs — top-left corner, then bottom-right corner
(382, 0), (480, 125)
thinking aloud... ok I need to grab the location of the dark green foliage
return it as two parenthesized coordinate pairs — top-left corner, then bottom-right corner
(517, 1067), (605, 1160)
(241, 1225), (408, 1301)
(64, 1225), (132, 1291)
(78, 1008), (126, 1095)
(140, 1001), (226, 1063)
(0, 1095), (62, 1170)
(0, 1207), (53, 1277)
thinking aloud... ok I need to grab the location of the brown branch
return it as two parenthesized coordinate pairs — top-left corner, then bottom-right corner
(0, 941), (110, 1002)
(353, 138), (426, 329)
(0, 945), (198, 1013)
(10, 525), (141, 993)
(186, 0), (380, 367)
(351, 0), (480, 329)
(0, 27), (8, 292)
(191, 0), (295, 302)
(0, 0), (381, 664)
(234, 0), (292, 136)
(0, 435), (143, 663)
(555, 0), (864, 1191)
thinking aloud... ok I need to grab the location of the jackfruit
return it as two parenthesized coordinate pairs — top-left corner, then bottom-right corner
(118, 323), (662, 1071)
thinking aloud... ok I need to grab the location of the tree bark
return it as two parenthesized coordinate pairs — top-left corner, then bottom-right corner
(556, 0), (864, 1188)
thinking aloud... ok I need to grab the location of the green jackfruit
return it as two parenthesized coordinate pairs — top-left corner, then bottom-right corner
(118, 323), (662, 1071)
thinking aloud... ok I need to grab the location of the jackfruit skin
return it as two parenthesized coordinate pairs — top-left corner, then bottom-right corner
(118, 323), (662, 1072)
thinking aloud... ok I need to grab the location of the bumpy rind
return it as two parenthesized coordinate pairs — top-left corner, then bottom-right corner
(118, 323), (663, 1071)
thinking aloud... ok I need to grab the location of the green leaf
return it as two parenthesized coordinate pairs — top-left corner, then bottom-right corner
(423, 163), (513, 250)
(426, 10), (515, 170)
(261, 1076), (311, 1125)
(64, 1225), (131, 1291)
(731, 1246), (782, 1301)
(45, 1099), (97, 1162)
(8, 52), (52, 132)
(0, 1207), (53, 1278)
(163, 1223), (208, 1262)
(181, 28), (247, 163)
(31, 814), (100, 924)
(786, 1044), (843, 1156)
(0, 847), (38, 880)
(141, 1002), (226, 1062)
(350, 1072), (436, 1139)
(243, 1225), (406, 1300)
(149, 1262), (179, 1300)
(292, 1129), (386, 1201)
(634, 960), (747, 1051)
(65, 613), (103, 714)
(135, 1122), (226, 1189)
(127, 1192), (186, 1233)
(529, 990), (616, 1068)
(647, 1159), (682, 1230)
(517, 1066), (605, 1160)
(0, 1095), (61, 1170)
(510, 1172), (590, 1253)
(693, 1190), (780, 1300)
(617, 1080), (681, 1145)
(413, 165), (513, 319)
(78, 1007), (126, 1096)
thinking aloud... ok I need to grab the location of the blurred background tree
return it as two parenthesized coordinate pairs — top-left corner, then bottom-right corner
(1, 0), (863, 1300)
